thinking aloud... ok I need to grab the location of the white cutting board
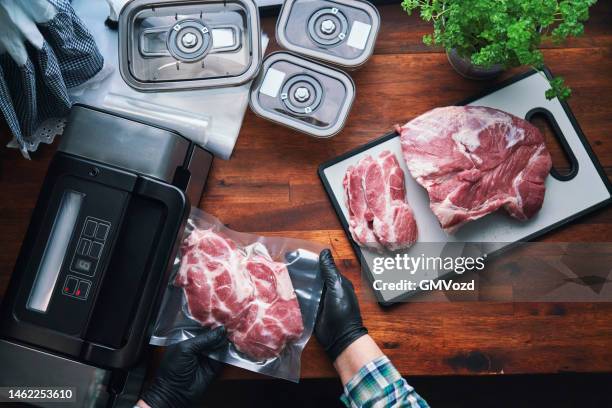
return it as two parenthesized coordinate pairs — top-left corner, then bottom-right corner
(320, 70), (611, 304)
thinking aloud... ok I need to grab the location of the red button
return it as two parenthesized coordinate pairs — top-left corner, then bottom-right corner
(75, 280), (91, 300)
(63, 276), (78, 296)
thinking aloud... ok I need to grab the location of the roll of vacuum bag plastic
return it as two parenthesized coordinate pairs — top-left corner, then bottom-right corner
(150, 209), (324, 382)
(70, 0), (267, 159)
(103, 93), (212, 140)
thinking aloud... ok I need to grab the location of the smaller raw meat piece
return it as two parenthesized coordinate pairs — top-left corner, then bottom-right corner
(175, 229), (304, 360)
(398, 106), (552, 233)
(343, 150), (418, 251)
(231, 254), (304, 360)
(343, 156), (383, 252)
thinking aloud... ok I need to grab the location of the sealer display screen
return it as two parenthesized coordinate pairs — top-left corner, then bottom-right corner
(27, 190), (84, 313)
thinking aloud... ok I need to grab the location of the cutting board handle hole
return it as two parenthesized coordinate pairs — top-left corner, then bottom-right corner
(526, 108), (578, 181)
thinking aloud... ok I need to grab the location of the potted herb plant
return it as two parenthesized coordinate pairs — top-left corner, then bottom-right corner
(401, 0), (597, 100)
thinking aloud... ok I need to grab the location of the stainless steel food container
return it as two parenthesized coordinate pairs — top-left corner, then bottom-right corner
(249, 51), (355, 138)
(118, 0), (262, 91)
(276, 0), (380, 69)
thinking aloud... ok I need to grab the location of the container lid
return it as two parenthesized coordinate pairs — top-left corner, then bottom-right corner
(249, 52), (355, 138)
(276, 0), (379, 69)
(119, 0), (261, 91)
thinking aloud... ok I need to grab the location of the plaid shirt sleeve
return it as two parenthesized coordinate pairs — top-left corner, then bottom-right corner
(340, 356), (429, 408)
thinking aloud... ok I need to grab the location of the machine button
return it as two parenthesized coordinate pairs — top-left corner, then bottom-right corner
(77, 238), (91, 256)
(63, 276), (79, 295)
(84, 219), (97, 237)
(74, 258), (93, 275)
(75, 280), (91, 300)
(95, 223), (109, 241)
(89, 242), (103, 259)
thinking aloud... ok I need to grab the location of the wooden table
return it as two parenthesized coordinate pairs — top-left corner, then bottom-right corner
(1, 2), (611, 380)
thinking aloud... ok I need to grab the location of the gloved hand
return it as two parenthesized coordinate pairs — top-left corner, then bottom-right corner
(315, 249), (368, 362)
(141, 327), (227, 408)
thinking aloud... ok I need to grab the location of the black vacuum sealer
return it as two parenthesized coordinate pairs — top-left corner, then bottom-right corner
(0, 105), (212, 407)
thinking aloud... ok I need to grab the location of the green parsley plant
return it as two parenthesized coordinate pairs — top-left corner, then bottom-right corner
(401, 0), (597, 100)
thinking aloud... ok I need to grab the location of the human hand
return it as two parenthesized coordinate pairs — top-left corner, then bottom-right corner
(315, 249), (368, 362)
(140, 327), (227, 408)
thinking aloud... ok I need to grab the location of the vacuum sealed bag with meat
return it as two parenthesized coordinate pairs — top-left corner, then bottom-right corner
(150, 208), (324, 382)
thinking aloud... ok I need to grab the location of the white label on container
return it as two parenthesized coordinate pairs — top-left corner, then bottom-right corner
(212, 28), (236, 49)
(347, 21), (371, 50)
(259, 68), (286, 98)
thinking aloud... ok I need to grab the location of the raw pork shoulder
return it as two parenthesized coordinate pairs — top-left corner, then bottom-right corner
(343, 150), (418, 251)
(398, 106), (552, 234)
(175, 229), (304, 360)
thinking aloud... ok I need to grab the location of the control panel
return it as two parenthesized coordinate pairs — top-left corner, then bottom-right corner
(15, 170), (129, 337)
(65, 216), (111, 300)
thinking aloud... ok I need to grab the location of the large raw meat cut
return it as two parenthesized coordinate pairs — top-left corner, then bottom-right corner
(175, 229), (304, 360)
(343, 150), (418, 251)
(398, 106), (552, 234)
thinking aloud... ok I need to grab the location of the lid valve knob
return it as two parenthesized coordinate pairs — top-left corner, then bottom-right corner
(320, 19), (336, 35)
(181, 32), (198, 48)
(294, 87), (310, 102)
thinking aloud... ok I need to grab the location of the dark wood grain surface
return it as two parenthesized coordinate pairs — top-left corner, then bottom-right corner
(1, 2), (611, 380)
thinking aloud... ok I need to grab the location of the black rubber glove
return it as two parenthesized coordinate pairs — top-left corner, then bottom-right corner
(142, 327), (227, 408)
(315, 249), (368, 362)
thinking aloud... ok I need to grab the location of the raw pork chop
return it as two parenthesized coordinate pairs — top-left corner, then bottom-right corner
(175, 229), (304, 360)
(343, 156), (383, 252)
(343, 150), (418, 251)
(398, 106), (552, 234)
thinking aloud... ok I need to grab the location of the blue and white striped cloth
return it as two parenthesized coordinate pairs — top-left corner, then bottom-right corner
(0, 0), (103, 156)
(341, 356), (430, 408)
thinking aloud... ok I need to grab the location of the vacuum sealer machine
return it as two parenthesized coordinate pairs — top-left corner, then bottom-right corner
(0, 105), (212, 407)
